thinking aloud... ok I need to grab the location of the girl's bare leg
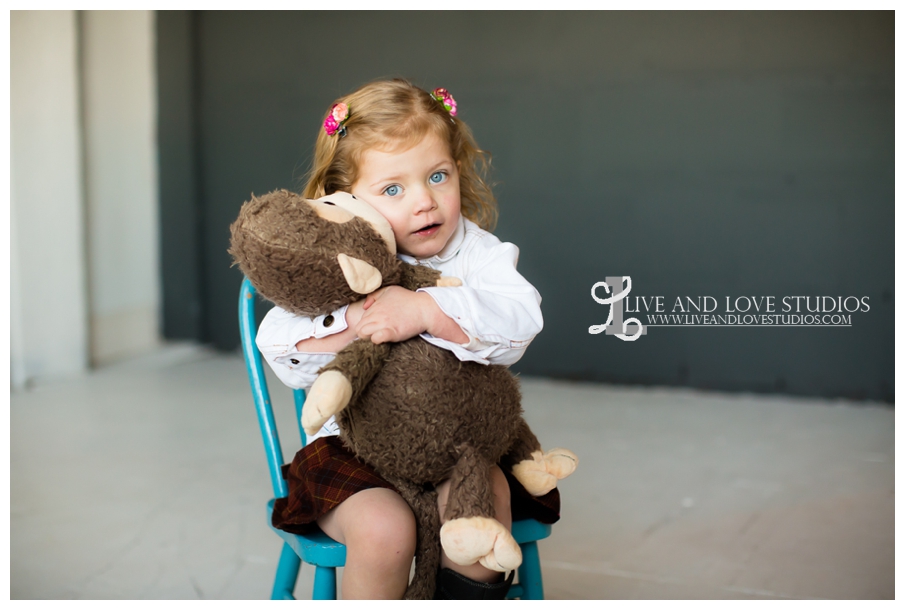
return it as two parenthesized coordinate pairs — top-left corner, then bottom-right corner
(317, 487), (416, 599)
(436, 465), (512, 583)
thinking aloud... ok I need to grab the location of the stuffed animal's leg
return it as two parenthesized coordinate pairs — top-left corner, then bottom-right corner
(301, 341), (391, 435)
(381, 475), (441, 600)
(440, 446), (522, 572)
(506, 418), (579, 497)
(398, 262), (462, 291)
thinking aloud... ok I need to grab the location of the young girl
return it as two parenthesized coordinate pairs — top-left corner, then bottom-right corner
(256, 79), (559, 599)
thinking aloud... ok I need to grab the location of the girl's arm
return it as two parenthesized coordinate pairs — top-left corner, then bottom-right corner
(294, 301), (366, 353)
(360, 232), (543, 366)
(416, 241), (543, 367)
(255, 303), (361, 390)
(356, 287), (468, 345)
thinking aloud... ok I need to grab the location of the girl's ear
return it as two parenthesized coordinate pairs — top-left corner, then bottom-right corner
(337, 253), (383, 294)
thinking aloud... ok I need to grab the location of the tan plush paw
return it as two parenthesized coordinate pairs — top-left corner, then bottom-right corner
(511, 448), (579, 496)
(301, 370), (352, 435)
(436, 276), (463, 287)
(544, 448), (579, 479)
(440, 516), (522, 572)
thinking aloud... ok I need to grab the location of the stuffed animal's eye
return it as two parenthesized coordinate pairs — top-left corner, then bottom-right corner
(429, 171), (447, 185)
(322, 201), (336, 206)
(383, 184), (402, 197)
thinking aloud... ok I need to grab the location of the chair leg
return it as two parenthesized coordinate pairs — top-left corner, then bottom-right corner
(515, 541), (545, 600)
(271, 542), (301, 600)
(312, 565), (338, 600)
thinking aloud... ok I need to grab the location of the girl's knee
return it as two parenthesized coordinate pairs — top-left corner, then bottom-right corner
(490, 465), (512, 528)
(437, 466), (512, 525)
(490, 465), (510, 497)
(346, 489), (416, 560)
(323, 489), (415, 599)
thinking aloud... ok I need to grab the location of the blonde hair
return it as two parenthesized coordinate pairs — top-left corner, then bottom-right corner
(302, 79), (498, 231)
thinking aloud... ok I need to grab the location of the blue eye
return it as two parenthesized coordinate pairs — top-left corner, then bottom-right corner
(429, 171), (447, 185)
(383, 184), (401, 197)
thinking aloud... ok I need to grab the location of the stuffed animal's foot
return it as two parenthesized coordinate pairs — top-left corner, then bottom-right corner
(301, 370), (352, 435)
(511, 448), (579, 496)
(440, 517), (522, 572)
(436, 276), (462, 287)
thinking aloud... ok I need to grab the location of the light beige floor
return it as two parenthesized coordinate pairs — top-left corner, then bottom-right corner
(10, 345), (894, 599)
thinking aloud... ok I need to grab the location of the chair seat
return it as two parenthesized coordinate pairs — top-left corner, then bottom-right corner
(266, 498), (550, 569)
(267, 499), (347, 567)
(512, 518), (552, 544)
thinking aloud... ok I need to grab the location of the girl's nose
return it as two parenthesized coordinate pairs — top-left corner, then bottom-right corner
(412, 187), (436, 213)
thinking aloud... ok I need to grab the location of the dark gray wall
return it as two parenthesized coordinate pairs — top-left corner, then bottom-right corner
(158, 11), (894, 401)
(157, 11), (202, 340)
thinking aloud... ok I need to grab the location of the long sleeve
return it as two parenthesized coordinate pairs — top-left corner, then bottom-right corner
(255, 304), (350, 390)
(405, 219), (544, 366)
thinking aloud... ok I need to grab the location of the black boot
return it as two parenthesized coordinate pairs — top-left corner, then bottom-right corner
(434, 568), (515, 600)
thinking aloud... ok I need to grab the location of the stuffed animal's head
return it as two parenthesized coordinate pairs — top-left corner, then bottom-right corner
(229, 190), (402, 316)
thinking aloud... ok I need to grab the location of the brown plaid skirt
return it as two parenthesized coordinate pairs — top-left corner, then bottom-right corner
(272, 435), (561, 535)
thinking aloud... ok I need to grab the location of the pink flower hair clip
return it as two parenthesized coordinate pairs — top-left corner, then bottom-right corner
(431, 87), (457, 117)
(324, 102), (350, 137)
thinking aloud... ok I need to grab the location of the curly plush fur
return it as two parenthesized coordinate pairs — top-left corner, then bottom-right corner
(230, 190), (577, 599)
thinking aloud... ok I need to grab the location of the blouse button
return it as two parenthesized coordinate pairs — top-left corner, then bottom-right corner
(323, 315), (335, 328)
(290, 359), (299, 365)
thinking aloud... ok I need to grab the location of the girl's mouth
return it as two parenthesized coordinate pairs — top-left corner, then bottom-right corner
(414, 223), (440, 236)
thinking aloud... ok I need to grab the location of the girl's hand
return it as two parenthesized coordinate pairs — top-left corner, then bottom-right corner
(358, 287), (431, 344)
(359, 286), (468, 345)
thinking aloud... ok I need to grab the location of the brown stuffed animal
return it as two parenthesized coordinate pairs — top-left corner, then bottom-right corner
(229, 189), (577, 599)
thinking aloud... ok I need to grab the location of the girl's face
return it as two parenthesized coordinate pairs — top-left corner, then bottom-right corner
(350, 132), (461, 259)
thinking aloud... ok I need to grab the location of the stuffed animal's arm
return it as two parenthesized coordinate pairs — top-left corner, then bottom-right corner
(320, 338), (391, 400)
(300, 340), (391, 435)
(301, 264), (460, 434)
(398, 262), (462, 291)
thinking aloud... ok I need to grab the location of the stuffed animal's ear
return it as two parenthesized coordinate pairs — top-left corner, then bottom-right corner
(337, 254), (383, 294)
(310, 200), (355, 223)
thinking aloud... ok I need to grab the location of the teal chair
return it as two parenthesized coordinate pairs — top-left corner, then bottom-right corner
(239, 277), (552, 599)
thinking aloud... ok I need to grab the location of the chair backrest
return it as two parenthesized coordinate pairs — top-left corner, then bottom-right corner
(239, 277), (308, 499)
